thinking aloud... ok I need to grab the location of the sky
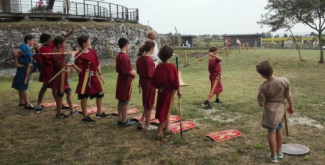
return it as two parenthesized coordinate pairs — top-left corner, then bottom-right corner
(77, 0), (314, 35)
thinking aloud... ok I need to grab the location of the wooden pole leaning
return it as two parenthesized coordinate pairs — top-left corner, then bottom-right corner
(24, 60), (33, 85)
(284, 111), (289, 137)
(81, 62), (91, 95)
(47, 47), (89, 84)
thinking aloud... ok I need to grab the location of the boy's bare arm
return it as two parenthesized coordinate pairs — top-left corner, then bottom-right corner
(286, 97), (294, 114)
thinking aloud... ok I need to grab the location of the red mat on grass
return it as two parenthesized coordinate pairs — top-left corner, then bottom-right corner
(110, 108), (140, 116)
(42, 102), (79, 108)
(150, 115), (181, 125)
(206, 129), (242, 142)
(170, 121), (196, 134)
(78, 107), (107, 115)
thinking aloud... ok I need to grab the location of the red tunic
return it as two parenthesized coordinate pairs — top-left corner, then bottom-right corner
(49, 53), (69, 91)
(208, 59), (223, 94)
(39, 43), (54, 82)
(116, 52), (133, 101)
(151, 63), (179, 122)
(75, 49), (103, 95)
(136, 56), (156, 110)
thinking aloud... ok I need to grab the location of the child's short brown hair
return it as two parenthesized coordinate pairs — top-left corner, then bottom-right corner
(158, 45), (173, 62)
(256, 61), (273, 77)
(209, 46), (218, 53)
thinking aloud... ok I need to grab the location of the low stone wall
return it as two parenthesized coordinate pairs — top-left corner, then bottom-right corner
(0, 21), (165, 67)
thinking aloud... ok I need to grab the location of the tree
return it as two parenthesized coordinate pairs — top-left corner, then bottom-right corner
(310, 32), (317, 36)
(283, 33), (288, 38)
(274, 34), (280, 38)
(259, 0), (325, 63)
(266, 32), (273, 38)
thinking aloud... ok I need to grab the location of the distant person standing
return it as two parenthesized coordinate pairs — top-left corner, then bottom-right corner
(236, 38), (241, 46)
(63, 0), (70, 14)
(47, 0), (55, 13)
(147, 30), (161, 66)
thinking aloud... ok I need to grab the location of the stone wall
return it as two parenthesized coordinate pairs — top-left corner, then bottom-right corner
(0, 22), (166, 67)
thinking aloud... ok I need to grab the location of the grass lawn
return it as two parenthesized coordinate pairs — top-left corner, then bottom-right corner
(0, 48), (325, 164)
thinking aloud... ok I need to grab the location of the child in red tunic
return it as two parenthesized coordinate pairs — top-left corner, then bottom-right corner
(35, 33), (56, 113)
(151, 45), (181, 142)
(136, 40), (156, 130)
(50, 36), (77, 118)
(116, 38), (137, 127)
(202, 47), (223, 110)
(72, 36), (108, 123)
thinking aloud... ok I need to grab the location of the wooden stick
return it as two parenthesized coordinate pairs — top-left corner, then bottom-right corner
(284, 111), (289, 137)
(183, 43), (235, 68)
(178, 97), (183, 138)
(47, 68), (65, 83)
(24, 62), (33, 85)
(81, 62), (91, 95)
(129, 79), (134, 98)
(41, 52), (74, 55)
(60, 68), (66, 94)
(167, 90), (176, 125)
(47, 47), (89, 84)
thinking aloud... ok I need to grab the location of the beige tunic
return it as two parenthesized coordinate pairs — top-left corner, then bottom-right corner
(257, 77), (291, 128)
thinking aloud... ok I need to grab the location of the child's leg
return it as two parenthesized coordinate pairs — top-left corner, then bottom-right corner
(145, 109), (152, 128)
(140, 109), (146, 123)
(18, 90), (24, 104)
(66, 92), (74, 112)
(164, 118), (170, 133)
(96, 98), (103, 115)
(20, 90), (30, 106)
(117, 102), (123, 122)
(55, 92), (63, 115)
(121, 103), (128, 123)
(157, 121), (167, 137)
(37, 83), (48, 107)
(69, 68), (74, 79)
(276, 129), (283, 153)
(81, 98), (88, 118)
(268, 129), (277, 156)
(216, 93), (220, 99)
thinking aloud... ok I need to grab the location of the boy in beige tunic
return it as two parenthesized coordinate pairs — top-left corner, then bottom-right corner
(256, 61), (294, 163)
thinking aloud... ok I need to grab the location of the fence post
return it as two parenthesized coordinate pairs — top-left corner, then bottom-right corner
(76, 3), (78, 15)
(97, 2), (100, 17)
(109, 4), (112, 18)
(83, 0), (86, 16)
(116, 5), (119, 18)
(136, 9), (139, 21)
(122, 7), (124, 19)
(126, 8), (129, 20)
(86, 4), (89, 16)
(238, 44), (241, 54)
(94, 5), (96, 16)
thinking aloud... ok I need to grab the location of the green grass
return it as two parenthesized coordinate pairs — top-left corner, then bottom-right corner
(1, 48), (325, 164)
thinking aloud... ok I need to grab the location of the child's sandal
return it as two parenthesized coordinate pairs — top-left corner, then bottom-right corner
(155, 136), (169, 143)
(164, 131), (174, 138)
(137, 121), (144, 130)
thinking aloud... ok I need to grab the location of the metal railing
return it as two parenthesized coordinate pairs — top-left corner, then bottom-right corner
(0, 0), (139, 22)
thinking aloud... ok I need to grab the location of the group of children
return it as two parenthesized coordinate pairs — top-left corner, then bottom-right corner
(11, 32), (295, 160)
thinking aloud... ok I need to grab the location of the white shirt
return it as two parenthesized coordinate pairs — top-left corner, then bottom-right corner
(151, 40), (160, 66)
(236, 39), (241, 45)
